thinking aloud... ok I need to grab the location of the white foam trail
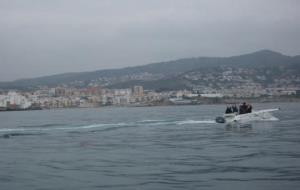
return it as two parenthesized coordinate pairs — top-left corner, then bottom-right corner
(176, 120), (216, 125)
(0, 119), (216, 134)
(0, 123), (126, 133)
(261, 116), (279, 121)
(139, 119), (166, 123)
(73, 122), (129, 129)
(140, 119), (216, 126)
(145, 121), (174, 126)
(0, 128), (27, 132)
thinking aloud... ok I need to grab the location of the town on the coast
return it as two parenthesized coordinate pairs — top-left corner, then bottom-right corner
(1, 49), (299, 111)
(0, 84), (299, 111)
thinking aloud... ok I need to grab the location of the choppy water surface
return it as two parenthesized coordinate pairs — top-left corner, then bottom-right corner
(0, 103), (300, 190)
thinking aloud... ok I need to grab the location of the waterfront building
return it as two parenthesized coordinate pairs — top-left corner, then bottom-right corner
(0, 92), (32, 109)
(133, 86), (144, 97)
(200, 93), (224, 98)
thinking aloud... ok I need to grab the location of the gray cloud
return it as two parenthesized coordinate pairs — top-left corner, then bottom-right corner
(0, 0), (300, 81)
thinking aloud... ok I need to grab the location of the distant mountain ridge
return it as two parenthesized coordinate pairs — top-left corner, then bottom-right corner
(0, 50), (299, 90)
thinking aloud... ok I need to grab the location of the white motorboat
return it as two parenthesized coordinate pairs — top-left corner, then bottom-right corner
(215, 108), (279, 124)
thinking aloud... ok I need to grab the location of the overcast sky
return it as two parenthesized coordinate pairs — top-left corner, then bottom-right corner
(0, 0), (299, 81)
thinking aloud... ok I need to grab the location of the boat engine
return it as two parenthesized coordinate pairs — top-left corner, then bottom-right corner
(215, 116), (226, 123)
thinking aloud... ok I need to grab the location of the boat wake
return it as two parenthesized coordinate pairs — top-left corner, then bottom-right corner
(0, 119), (216, 136)
(176, 120), (216, 125)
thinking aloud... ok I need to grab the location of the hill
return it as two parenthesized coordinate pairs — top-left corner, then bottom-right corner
(0, 50), (299, 90)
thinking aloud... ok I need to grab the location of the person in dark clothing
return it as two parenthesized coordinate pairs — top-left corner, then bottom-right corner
(239, 103), (243, 114)
(246, 104), (252, 113)
(239, 102), (247, 114)
(232, 105), (238, 113)
(225, 106), (233, 114)
(238, 102), (253, 114)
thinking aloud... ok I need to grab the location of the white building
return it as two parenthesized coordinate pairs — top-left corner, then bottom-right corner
(200, 93), (224, 98)
(0, 92), (32, 109)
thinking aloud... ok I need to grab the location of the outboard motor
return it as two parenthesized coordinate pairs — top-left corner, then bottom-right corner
(215, 116), (226, 123)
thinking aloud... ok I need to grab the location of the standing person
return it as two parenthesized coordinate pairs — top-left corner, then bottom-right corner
(239, 103), (243, 114)
(239, 102), (247, 114)
(225, 106), (230, 113)
(232, 104), (238, 113)
(247, 104), (252, 113)
(225, 106), (232, 114)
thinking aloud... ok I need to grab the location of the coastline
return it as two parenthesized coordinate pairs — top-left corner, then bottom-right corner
(0, 96), (299, 112)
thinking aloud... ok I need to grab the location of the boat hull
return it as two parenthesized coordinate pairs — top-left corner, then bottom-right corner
(215, 108), (279, 124)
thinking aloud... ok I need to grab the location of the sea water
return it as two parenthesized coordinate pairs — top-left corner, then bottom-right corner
(0, 103), (300, 190)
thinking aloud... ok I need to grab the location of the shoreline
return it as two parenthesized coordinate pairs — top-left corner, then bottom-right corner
(0, 97), (299, 112)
